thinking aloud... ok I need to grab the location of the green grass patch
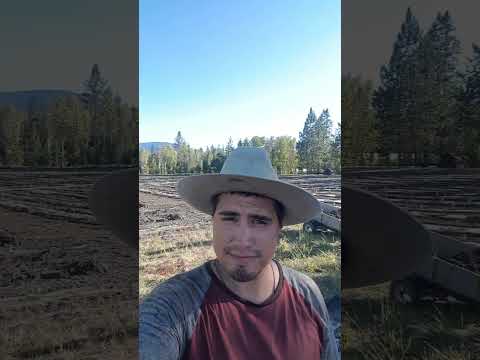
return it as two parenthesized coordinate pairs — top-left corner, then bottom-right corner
(275, 226), (341, 301)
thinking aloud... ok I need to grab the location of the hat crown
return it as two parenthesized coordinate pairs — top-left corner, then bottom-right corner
(221, 147), (278, 180)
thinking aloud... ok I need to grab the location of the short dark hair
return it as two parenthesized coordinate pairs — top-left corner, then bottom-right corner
(211, 192), (284, 227)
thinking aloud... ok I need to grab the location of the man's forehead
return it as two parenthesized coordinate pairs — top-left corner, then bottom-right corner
(216, 192), (276, 212)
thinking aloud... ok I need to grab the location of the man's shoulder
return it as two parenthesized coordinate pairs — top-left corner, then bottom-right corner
(139, 263), (214, 359)
(141, 262), (213, 314)
(281, 264), (340, 359)
(280, 264), (331, 321)
(281, 264), (320, 294)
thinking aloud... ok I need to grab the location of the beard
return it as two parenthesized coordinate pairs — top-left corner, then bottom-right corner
(221, 247), (265, 282)
(228, 265), (260, 282)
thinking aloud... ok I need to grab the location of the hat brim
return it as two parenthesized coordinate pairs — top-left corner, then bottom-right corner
(177, 174), (322, 226)
(342, 185), (432, 289)
(89, 169), (139, 249)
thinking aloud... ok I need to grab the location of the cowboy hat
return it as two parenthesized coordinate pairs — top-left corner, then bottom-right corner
(177, 147), (322, 226)
(89, 168), (139, 249)
(342, 185), (432, 289)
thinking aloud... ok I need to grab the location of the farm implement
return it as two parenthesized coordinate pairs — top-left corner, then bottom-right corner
(390, 230), (480, 304)
(342, 168), (480, 303)
(303, 201), (341, 233)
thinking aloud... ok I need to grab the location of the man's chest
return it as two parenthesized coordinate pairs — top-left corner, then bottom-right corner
(183, 297), (323, 360)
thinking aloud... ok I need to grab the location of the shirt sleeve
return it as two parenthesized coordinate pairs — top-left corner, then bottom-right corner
(312, 286), (340, 360)
(140, 290), (182, 360)
(282, 267), (341, 360)
(321, 315), (340, 360)
(139, 265), (212, 360)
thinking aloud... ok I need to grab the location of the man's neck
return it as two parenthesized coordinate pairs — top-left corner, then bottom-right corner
(213, 260), (278, 304)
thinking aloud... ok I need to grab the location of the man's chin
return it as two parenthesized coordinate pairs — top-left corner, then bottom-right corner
(228, 266), (260, 282)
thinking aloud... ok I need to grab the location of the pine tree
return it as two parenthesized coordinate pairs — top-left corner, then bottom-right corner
(458, 43), (480, 166)
(296, 107), (317, 172)
(82, 64), (109, 162)
(331, 125), (341, 172)
(313, 109), (333, 172)
(99, 86), (115, 164)
(250, 136), (266, 147)
(225, 137), (234, 156)
(174, 131), (185, 148)
(0, 106), (25, 165)
(210, 150), (226, 173)
(373, 7), (422, 164)
(172, 131), (188, 173)
(425, 11), (461, 158)
(343, 74), (377, 166)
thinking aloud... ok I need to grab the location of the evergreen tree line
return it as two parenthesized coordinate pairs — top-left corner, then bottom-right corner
(140, 108), (340, 175)
(343, 8), (480, 167)
(0, 64), (138, 167)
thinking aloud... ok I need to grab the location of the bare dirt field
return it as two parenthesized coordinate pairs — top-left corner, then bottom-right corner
(139, 174), (341, 240)
(344, 168), (480, 243)
(0, 170), (137, 359)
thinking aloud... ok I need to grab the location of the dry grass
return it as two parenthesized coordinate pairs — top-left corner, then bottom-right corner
(276, 225), (341, 300)
(1, 293), (137, 359)
(342, 284), (480, 359)
(140, 227), (215, 298)
(140, 223), (341, 302)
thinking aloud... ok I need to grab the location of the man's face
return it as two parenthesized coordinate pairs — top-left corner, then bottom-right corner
(212, 193), (282, 282)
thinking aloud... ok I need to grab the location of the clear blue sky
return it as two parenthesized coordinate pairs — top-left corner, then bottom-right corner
(140, 0), (340, 149)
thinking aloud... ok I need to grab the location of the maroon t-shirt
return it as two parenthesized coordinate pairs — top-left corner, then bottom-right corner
(140, 260), (338, 360)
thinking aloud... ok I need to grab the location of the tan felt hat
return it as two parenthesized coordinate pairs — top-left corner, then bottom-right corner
(176, 147), (322, 226)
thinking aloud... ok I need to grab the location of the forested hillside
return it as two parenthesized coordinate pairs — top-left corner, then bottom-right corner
(0, 64), (138, 167)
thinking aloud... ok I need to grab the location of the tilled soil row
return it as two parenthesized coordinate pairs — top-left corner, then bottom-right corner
(0, 170), (138, 358)
(0, 171), (107, 225)
(344, 169), (480, 243)
(139, 174), (342, 241)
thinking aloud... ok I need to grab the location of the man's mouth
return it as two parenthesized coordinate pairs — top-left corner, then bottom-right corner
(227, 251), (258, 259)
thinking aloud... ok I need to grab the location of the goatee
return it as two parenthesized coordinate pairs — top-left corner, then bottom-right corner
(228, 265), (259, 282)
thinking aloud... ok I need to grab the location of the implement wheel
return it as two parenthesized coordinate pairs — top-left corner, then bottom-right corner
(303, 221), (315, 233)
(390, 278), (418, 304)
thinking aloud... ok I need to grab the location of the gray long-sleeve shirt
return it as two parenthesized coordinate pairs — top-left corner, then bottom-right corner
(140, 260), (339, 359)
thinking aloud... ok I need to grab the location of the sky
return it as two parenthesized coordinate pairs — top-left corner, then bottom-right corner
(140, 0), (341, 149)
(343, 0), (479, 84)
(0, 0), (138, 105)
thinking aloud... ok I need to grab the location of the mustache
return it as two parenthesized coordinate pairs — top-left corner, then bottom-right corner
(224, 247), (262, 257)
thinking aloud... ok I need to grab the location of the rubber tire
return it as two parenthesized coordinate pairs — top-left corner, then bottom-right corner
(390, 279), (418, 304)
(303, 222), (314, 233)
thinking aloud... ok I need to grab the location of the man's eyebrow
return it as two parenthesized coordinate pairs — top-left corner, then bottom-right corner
(250, 214), (273, 222)
(217, 211), (239, 216)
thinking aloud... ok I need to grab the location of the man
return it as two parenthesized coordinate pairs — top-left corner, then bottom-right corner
(140, 147), (339, 359)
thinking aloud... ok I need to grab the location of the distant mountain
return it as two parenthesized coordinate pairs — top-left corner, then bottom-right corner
(140, 142), (177, 153)
(0, 90), (79, 112)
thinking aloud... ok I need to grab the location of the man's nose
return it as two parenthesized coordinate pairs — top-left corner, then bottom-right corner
(233, 219), (254, 245)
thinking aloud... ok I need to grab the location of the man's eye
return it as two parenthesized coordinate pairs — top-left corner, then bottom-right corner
(222, 217), (236, 222)
(254, 218), (268, 225)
